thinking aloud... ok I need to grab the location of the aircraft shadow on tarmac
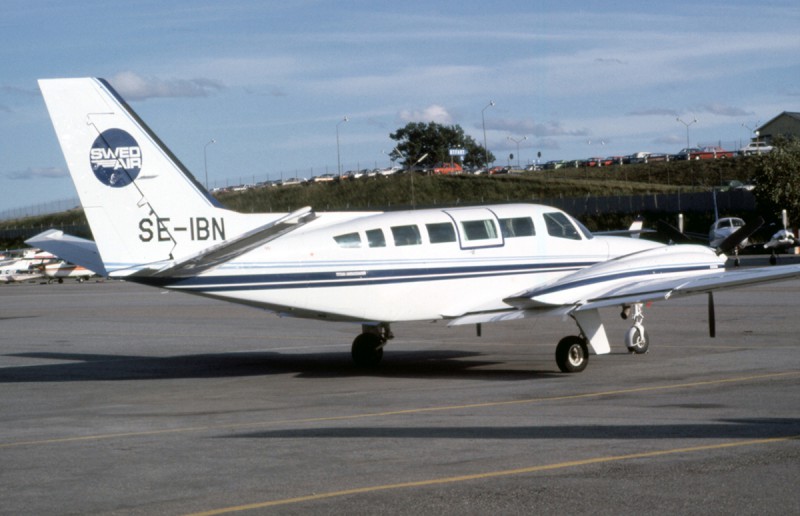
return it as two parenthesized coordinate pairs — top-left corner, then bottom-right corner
(224, 418), (800, 441)
(0, 350), (562, 383)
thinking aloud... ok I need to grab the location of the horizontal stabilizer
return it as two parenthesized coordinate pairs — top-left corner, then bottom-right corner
(25, 230), (107, 276)
(148, 206), (317, 277)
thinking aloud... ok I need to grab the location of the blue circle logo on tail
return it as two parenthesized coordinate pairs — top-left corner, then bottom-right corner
(89, 129), (142, 187)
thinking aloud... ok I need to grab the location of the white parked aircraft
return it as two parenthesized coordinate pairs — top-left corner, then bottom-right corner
(0, 248), (55, 283)
(40, 261), (96, 283)
(30, 78), (800, 373)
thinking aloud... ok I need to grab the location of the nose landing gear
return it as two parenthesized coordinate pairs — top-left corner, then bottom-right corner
(623, 303), (649, 354)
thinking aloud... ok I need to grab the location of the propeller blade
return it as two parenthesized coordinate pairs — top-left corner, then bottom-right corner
(708, 292), (716, 338)
(716, 217), (764, 256)
(656, 220), (692, 244)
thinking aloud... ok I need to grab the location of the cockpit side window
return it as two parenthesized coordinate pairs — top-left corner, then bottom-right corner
(333, 232), (362, 248)
(543, 212), (582, 240)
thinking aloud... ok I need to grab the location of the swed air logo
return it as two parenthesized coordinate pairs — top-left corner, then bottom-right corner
(89, 129), (142, 187)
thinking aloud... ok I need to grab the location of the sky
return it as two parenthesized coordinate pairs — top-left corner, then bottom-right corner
(1, 0), (799, 214)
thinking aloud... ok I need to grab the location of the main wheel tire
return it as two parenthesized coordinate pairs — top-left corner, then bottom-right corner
(351, 333), (384, 368)
(625, 325), (650, 354)
(555, 336), (589, 373)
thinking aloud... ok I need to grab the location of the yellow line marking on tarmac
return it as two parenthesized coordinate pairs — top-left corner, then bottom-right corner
(186, 435), (800, 515)
(1, 371), (797, 449)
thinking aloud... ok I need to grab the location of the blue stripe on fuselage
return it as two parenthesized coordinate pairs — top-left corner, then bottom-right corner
(134, 261), (596, 292)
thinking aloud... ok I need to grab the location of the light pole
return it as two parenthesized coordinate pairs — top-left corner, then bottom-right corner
(336, 116), (349, 176)
(203, 138), (215, 189)
(507, 135), (527, 168)
(481, 101), (495, 168)
(676, 117), (697, 149)
(742, 121), (760, 144)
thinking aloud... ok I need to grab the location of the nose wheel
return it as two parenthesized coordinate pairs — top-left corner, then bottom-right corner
(623, 303), (649, 354)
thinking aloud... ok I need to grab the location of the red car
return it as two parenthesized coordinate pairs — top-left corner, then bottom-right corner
(432, 163), (463, 174)
(689, 146), (734, 160)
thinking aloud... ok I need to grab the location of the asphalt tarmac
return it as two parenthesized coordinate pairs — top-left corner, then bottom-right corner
(1, 274), (798, 515)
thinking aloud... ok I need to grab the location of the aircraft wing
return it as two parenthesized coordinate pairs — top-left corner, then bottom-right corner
(450, 251), (800, 328)
(510, 263), (800, 312)
(26, 230), (107, 277)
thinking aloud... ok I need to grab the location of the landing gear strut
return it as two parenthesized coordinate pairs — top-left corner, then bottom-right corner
(622, 303), (649, 354)
(351, 323), (392, 368)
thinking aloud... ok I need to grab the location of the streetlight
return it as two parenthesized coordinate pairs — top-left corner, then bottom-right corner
(676, 117), (697, 149)
(203, 138), (215, 189)
(742, 121), (760, 144)
(481, 101), (495, 168)
(336, 116), (349, 176)
(507, 135), (527, 168)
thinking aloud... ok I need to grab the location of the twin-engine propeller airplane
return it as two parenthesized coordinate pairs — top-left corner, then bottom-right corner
(29, 78), (800, 373)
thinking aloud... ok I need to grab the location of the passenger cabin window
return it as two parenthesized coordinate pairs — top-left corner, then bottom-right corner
(426, 222), (456, 243)
(333, 232), (362, 248)
(366, 228), (386, 248)
(544, 212), (582, 240)
(391, 225), (422, 246)
(461, 219), (498, 241)
(499, 217), (535, 238)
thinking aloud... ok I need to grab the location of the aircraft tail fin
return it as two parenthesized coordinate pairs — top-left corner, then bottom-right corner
(38, 78), (257, 275)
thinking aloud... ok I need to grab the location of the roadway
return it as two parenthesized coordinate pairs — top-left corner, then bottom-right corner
(0, 276), (798, 515)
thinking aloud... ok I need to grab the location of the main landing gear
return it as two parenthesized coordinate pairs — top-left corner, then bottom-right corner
(351, 323), (393, 368)
(555, 335), (589, 373)
(555, 303), (651, 374)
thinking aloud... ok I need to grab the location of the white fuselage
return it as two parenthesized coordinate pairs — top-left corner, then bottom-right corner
(150, 204), (662, 322)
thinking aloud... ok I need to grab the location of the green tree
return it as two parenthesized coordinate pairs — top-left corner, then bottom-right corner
(751, 137), (800, 223)
(389, 122), (494, 169)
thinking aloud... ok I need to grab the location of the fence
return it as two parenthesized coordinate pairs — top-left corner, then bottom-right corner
(542, 189), (755, 217)
(0, 197), (81, 222)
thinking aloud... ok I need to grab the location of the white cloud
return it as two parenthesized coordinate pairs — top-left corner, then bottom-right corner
(398, 105), (453, 124)
(108, 71), (224, 101)
(7, 167), (67, 180)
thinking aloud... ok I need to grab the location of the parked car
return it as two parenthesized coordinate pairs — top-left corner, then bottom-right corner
(689, 146), (734, 160)
(543, 160), (566, 170)
(673, 147), (701, 160)
(377, 165), (403, 176)
(281, 177), (305, 186)
(627, 152), (651, 164)
(645, 153), (670, 162)
(739, 141), (773, 155)
(311, 173), (336, 183)
(488, 166), (510, 175)
(432, 163), (463, 174)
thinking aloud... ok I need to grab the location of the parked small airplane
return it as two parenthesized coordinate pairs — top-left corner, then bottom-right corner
(709, 216), (747, 249)
(763, 210), (798, 265)
(29, 77), (800, 373)
(0, 248), (55, 283)
(40, 261), (96, 283)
